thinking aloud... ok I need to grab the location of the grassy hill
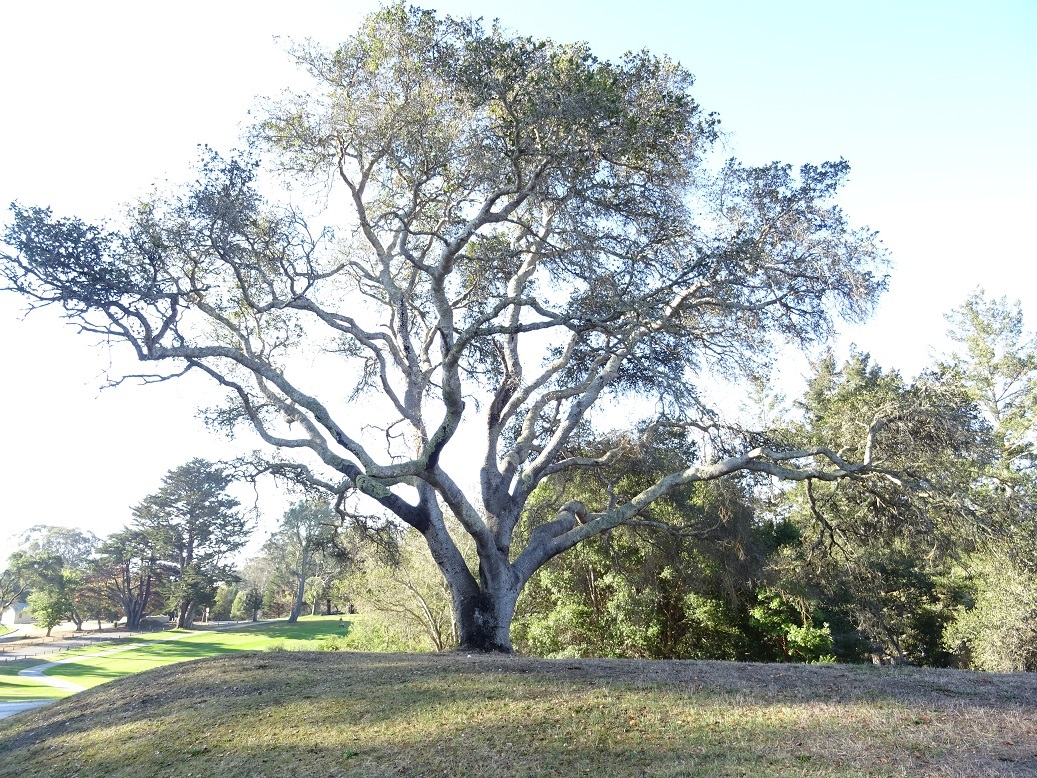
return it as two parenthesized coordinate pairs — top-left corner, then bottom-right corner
(1, 651), (1035, 777)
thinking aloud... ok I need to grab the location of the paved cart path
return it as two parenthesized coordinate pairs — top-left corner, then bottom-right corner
(0, 700), (52, 718)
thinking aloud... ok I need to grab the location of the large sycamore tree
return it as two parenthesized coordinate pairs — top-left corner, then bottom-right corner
(1, 5), (888, 651)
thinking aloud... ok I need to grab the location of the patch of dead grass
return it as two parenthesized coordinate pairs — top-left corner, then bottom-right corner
(1, 652), (1035, 777)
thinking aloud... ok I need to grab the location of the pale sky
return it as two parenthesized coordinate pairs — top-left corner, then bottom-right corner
(1, 0), (1035, 561)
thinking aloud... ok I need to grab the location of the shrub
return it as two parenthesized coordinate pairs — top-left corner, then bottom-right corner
(945, 558), (1037, 672)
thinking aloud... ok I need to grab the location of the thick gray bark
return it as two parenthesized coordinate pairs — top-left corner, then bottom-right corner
(287, 546), (311, 624)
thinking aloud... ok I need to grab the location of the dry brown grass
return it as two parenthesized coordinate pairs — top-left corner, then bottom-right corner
(1, 651), (1035, 777)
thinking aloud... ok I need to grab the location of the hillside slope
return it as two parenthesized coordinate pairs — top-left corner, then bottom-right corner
(1, 652), (1035, 777)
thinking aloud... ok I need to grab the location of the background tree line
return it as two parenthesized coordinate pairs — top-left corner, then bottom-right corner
(507, 290), (1037, 670)
(2, 459), (248, 632)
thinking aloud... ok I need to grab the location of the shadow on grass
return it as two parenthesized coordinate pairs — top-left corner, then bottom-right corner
(3, 652), (1037, 777)
(0, 661), (40, 676)
(0, 656), (833, 776)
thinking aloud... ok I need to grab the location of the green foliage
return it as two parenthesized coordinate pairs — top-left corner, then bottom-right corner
(231, 587), (264, 622)
(945, 555), (1037, 672)
(26, 586), (70, 636)
(261, 582), (291, 618)
(132, 459), (249, 628)
(747, 591), (835, 663)
(935, 293), (1037, 669)
(771, 351), (989, 665)
(9, 550), (76, 635)
(514, 467), (772, 660)
(944, 290), (1037, 479)
(320, 614), (429, 653)
(211, 583), (238, 621)
(340, 527), (459, 652)
(91, 528), (166, 629)
(7, 529), (102, 630)
(9, 550), (65, 590)
(939, 291), (1037, 556)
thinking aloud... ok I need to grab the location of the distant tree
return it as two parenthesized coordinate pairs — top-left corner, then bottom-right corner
(18, 526), (97, 569)
(74, 569), (118, 630)
(92, 528), (166, 629)
(266, 500), (339, 623)
(773, 352), (988, 664)
(305, 530), (357, 617)
(132, 459), (250, 628)
(211, 583), (239, 621)
(260, 581), (292, 618)
(240, 547), (293, 618)
(938, 292), (1037, 668)
(231, 586), (263, 622)
(238, 553), (278, 600)
(0, 567), (27, 614)
(944, 290), (1037, 494)
(18, 525), (98, 630)
(9, 551), (71, 634)
(306, 550), (345, 617)
(0, 4), (889, 651)
(26, 587), (69, 636)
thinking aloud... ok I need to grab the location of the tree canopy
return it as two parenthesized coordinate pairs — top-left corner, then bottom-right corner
(0, 4), (889, 651)
(131, 459), (249, 627)
(264, 499), (342, 622)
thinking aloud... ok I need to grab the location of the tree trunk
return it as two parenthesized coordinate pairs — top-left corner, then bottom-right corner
(421, 507), (521, 653)
(450, 560), (521, 653)
(176, 600), (195, 629)
(124, 597), (144, 630)
(454, 589), (518, 652)
(288, 548), (310, 624)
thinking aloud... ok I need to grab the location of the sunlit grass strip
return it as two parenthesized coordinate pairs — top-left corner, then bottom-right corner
(0, 662), (70, 701)
(41, 616), (350, 689)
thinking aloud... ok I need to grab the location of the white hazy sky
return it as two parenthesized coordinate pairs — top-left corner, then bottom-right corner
(1, 0), (1034, 560)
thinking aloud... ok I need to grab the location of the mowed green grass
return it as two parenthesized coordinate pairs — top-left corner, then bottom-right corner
(0, 662), (71, 701)
(0, 616), (350, 697)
